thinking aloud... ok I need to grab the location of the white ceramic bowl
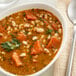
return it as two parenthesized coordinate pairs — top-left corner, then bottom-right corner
(0, 2), (67, 76)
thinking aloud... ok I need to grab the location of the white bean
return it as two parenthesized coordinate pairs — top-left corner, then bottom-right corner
(44, 14), (48, 19)
(28, 32), (32, 35)
(58, 28), (62, 34)
(54, 33), (59, 37)
(35, 27), (44, 33)
(22, 41), (28, 45)
(44, 48), (49, 53)
(20, 53), (26, 57)
(31, 21), (35, 25)
(24, 23), (30, 28)
(12, 21), (16, 26)
(32, 36), (38, 40)
(47, 35), (51, 39)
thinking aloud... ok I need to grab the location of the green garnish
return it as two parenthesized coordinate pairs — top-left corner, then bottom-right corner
(10, 33), (16, 38)
(46, 29), (53, 34)
(39, 18), (43, 21)
(24, 31), (28, 35)
(23, 12), (26, 17)
(29, 44), (33, 49)
(55, 20), (58, 23)
(31, 8), (34, 12)
(55, 30), (58, 33)
(29, 55), (32, 59)
(6, 24), (9, 26)
(1, 38), (21, 52)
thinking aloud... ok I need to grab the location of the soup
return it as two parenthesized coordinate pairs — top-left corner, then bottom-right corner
(0, 9), (63, 75)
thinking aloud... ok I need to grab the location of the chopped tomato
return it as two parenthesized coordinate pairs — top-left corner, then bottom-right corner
(44, 20), (49, 26)
(46, 37), (60, 48)
(31, 40), (43, 55)
(12, 52), (22, 67)
(17, 32), (26, 41)
(51, 24), (58, 30)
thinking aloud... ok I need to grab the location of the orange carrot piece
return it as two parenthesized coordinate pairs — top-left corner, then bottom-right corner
(34, 40), (43, 51)
(46, 37), (60, 48)
(25, 11), (37, 20)
(31, 40), (43, 55)
(12, 52), (22, 67)
(17, 32), (26, 41)
(26, 14), (37, 20)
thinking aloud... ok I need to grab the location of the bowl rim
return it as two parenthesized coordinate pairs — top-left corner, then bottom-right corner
(0, 2), (67, 76)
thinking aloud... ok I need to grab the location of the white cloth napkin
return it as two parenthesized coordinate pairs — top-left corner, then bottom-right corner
(53, 0), (76, 76)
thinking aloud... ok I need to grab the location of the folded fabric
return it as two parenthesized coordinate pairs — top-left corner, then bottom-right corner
(53, 0), (75, 76)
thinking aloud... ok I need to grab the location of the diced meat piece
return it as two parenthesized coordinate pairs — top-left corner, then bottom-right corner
(31, 40), (43, 55)
(17, 32), (26, 41)
(12, 52), (22, 67)
(46, 37), (60, 48)
(51, 24), (58, 30)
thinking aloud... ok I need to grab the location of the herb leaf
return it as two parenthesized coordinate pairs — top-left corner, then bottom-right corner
(55, 30), (58, 33)
(23, 12), (26, 17)
(10, 33), (16, 38)
(1, 38), (21, 52)
(1, 42), (12, 52)
(31, 8), (34, 12)
(39, 18), (44, 21)
(46, 29), (53, 34)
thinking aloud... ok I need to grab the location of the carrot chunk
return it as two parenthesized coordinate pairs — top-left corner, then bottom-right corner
(26, 14), (37, 20)
(51, 24), (58, 30)
(17, 32), (26, 41)
(12, 52), (22, 67)
(31, 40), (43, 55)
(46, 37), (60, 48)
(25, 11), (37, 20)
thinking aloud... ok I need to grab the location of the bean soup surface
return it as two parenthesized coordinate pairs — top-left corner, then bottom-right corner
(0, 9), (63, 75)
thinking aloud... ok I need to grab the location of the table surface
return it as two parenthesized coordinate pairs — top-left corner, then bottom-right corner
(0, 0), (56, 76)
